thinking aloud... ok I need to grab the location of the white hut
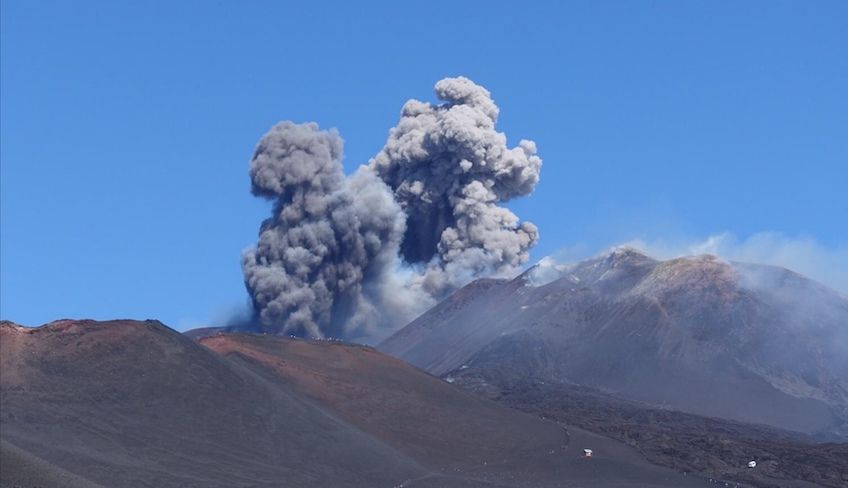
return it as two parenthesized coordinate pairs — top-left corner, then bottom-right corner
(747, 460), (757, 468)
(583, 449), (593, 457)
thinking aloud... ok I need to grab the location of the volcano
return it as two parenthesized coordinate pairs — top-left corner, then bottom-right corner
(0, 319), (703, 488)
(379, 248), (848, 439)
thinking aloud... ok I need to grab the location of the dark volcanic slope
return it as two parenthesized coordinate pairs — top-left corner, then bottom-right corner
(380, 249), (848, 438)
(0, 320), (424, 488)
(0, 439), (105, 488)
(200, 333), (528, 472)
(199, 333), (706, 487)
(452, 375), (847, 488)
(1, 319), (707, 488)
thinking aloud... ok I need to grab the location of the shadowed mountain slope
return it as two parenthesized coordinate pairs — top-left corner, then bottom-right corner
(1, 319), (706, 488)
(451, 374), (848, 488)
(198, 332), (708, 487)
(380, 249), (848, 438)
(0, 439), (105, 488)
(0, 319), (424, 488)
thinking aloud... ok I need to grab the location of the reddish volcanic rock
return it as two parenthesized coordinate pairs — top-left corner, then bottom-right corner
(380, 249), (848, 438)
(1, 319), (704, 488)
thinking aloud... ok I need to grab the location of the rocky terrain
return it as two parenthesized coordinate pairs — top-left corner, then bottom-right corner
(0, 439), (104, 488)
(3, 250), (845, 487)
(0, 319), (706, 488)
(381, 248), (848, 439)
(451, 372), (847, 488)
(1, 320), (421, 487)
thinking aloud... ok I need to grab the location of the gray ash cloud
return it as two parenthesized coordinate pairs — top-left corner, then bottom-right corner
(241, 77), (542, 340)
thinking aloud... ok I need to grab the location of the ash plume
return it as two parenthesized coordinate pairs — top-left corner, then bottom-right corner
(242, 77), (542, 340)
(241, 122), (405, 340)
(369, 77), (541, 295)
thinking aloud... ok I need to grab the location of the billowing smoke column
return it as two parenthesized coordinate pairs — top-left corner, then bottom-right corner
(242, 77), (542, 340)
(241, 122), (405, 340)
(369, 77), (541, 295)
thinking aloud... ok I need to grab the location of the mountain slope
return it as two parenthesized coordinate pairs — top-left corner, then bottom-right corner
(198, 332), (711, 487)
(1, 319), (705, 488)
(0, 319), (425, 488)
(0, 439), (105, 488)
(379, 249), (848, 438)
(451, 375), (848, 488)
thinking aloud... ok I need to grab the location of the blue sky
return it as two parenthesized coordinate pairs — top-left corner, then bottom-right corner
(2, 1), (846, 328)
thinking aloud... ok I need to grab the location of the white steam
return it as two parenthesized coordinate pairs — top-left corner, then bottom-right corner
(622, 232), (848, 294)
(529, 233), (847, 294)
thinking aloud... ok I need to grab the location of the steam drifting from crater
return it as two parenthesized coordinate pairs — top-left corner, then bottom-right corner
(241, 77), (542, 340)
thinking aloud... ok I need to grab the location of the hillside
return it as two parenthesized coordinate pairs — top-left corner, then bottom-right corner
(0, 319), (424, 487)
(380, 249), (848, 438)
(0, 319), (704, 487)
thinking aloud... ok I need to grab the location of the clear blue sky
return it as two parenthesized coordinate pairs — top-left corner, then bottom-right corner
(2, 1), (846, 328)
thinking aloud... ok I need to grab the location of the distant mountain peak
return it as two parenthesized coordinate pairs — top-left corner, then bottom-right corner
(381, 250), (848, 438)
(604, 245), (652, 261)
